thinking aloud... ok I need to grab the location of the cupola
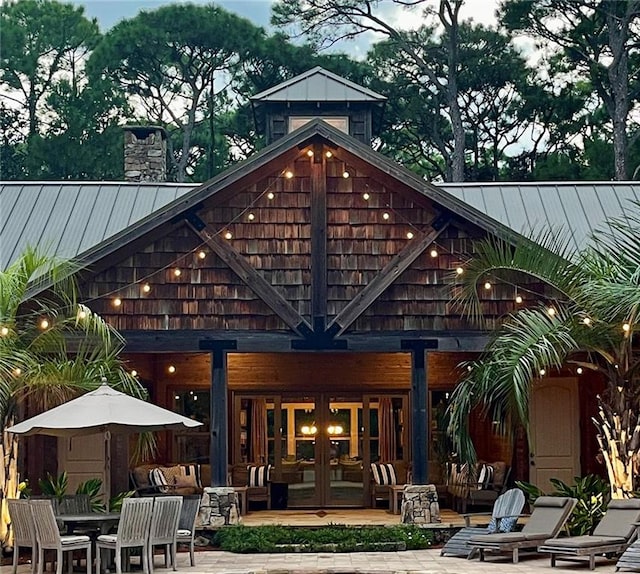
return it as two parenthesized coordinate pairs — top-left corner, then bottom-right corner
(251, 67), (386, 146)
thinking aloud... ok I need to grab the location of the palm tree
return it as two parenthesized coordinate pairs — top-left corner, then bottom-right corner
(0, 247), (145, 549)
(447, 207), (640, 499)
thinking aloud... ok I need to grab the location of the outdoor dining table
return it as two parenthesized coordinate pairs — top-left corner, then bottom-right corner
(57, 512), (121, 535)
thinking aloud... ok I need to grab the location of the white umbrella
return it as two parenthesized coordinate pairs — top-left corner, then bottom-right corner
(7, 379), (202, 508)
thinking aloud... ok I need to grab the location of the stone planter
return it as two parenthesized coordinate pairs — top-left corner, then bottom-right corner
(400, 484), (441, 524)
(197, 486), (241, 528)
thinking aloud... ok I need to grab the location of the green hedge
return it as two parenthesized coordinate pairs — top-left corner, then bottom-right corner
(213, 524), (433, 553)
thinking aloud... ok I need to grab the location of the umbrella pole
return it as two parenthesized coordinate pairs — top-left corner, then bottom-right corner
(104, 430), (111, 512)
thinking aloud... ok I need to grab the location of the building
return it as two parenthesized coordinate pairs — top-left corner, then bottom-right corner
(2, 68), (637, 507)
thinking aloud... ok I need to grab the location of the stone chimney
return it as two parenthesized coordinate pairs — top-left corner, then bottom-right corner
(123, 125), (167, 182)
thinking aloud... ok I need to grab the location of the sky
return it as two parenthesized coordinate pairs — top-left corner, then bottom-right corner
(71, 0), (502, 45)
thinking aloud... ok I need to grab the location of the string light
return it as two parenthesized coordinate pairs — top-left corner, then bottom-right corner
(484, 282), (491, 290)
(77, 309), (87, 319)
(131, 370), (138, 377)
(113, 298), (122, 307)
(363, 193), (370, 200)
(224, 231), (233, 240)
(325, 151), (332, 158)
(577, 367), (583, 375)
(547, 307), (556, 316)
(539, 368), (546, 376)
(168, 365), (176, 374)
(456, 267), (464, 275)
(39, 319), (49, 330)
(382, 212), (390, 220)
(284, 170), (294, 179)
(342, 171), (350, 178)
(430, 249), (438, 258)
(306, 149), (314, 157)
(248, 213), (255, 221)
(0, 326), (9, 336)
(623, 323), (631, 332)
(515, 295), (523, 304)
(198, 251), (207, 260)
(583, 317), (591, 325)
(13, 368), (21, 376)
(142, 284), (151, 293)
(406, 231), (414, 239)
(173, 268), (182, 277)
(267, 192), (275, 200)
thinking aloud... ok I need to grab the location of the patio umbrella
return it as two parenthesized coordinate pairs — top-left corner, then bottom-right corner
(7, 379), (202, 507)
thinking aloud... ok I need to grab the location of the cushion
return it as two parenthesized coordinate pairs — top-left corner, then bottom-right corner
(176, 529), (192, 536)
(180, 464), (202, 488)
(247, 465), (271, 487)
(498, 516), (518, 532)
(534, 496), (569, 508)
(477, 463), (494, 490)
(487, 516), (499, 533)
(132, 465), (155, 488)
(60, 535), (90, 544)
(149, 467), (169, 493)
(97, 534), (118, 543)
(371, 463), (397, 485)
(490, 461), (508, 488)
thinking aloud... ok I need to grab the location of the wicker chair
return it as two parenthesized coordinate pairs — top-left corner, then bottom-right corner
(29, 499), (92, 574)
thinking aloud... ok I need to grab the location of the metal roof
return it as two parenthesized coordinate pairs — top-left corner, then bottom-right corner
(0, 182), (193, 269)
(250, 66), (387, 103)
(440, 182), (640, 252)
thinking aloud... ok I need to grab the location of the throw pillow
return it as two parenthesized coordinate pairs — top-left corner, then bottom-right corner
(370, 463), (397, 485)
(247, 464), (271, 487)
(149, 467), (169, 493)
(498, 516), (518, 533)
(179, 464), (201, 488)
(487, 516), (499, 533)
(477, 463), (494, 490)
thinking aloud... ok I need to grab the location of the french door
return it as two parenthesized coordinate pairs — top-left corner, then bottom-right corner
(233, 392), (409, 508)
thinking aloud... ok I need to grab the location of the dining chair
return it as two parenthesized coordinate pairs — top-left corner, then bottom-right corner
(57, 494), (91, 515)
(148, 496), (182, 572)
(8, 499), (38, 574)
(175, 495), (201, 567)
(29, 499), (92, 574)
(96, 497), (154, 574)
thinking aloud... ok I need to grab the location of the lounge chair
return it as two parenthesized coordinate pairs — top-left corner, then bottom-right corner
(538, 499), (640, 570)
(441, 488), (525, 558)
(470, 495), (577, 563)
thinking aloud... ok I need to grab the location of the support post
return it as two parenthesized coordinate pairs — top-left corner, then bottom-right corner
(401, 339), (437, 485)
(201, 340), (237, 487)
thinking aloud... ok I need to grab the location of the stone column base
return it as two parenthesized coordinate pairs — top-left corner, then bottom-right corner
(197, 487), (241, 528)
(400, 484), (441, 524)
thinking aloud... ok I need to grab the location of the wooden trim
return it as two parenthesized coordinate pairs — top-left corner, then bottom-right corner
(329, 221), (450, 336)
(185, 214), (312, 337)
(310, 154), (327, 326)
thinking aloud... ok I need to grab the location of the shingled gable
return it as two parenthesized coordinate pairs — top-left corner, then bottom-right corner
(72, 118), (520, 278)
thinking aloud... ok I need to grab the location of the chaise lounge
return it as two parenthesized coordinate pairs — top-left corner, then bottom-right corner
(538, 499), (640, 570)
(470, 495), (577, 563)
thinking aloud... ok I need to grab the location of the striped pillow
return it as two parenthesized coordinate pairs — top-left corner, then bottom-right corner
(149, 467), (169, 493)
(370, 463), (397, 485)
(247, 465), (271, 487)
(477, 463), (494, 490)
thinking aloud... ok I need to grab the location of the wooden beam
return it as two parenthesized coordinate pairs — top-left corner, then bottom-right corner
(185, 213), (312, 337)
(310, 154), (327, 327)
(328, 221), (450, 336)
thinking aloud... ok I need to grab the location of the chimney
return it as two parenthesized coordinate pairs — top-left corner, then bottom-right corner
(123, 125), (167, 182)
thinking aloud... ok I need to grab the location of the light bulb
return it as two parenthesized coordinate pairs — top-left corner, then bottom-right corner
(382, 212), (390, 220)
(515, 295), (523, 304)
(577, 367), (583, 375)
(363, 193), (370, 201)
(267, 192), (275, 200)
(583, 317), (591, 325)
(131, 370), (137, 377)
(484, 282), (491, 290)
(342, 171), (350, 178)
(547, 307), (556, 316)
(113, 298), (122, 307)
(14, 368), (21, 376)
(325, 151), (332, 158)
(623, 323), (631, 332)
(539, 369), (546, 376)
(224, 231), (233, 240)
(40, 319), (49, 330)
(198, 251), (206, 260)
(284, 170), (294, 179)
(456, 267), (464, 275)
(142, 284), (151, 293)
(430, 249), (438, 258)
(77, 309), (87, 319)
(248, 213), (255, 221)
(406, 231), (414, 239)
(0, 326), (8, 336)
(168, 365), (176, 374)
(173, 268), (181, 277)
(306, 149), (314, 157)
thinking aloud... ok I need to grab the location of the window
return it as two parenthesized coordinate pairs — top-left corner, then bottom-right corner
(289, 116), (349, 133)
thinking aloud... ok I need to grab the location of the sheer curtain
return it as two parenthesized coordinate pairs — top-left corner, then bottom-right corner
(250, 398), (268, 464)
(379, 397), (396, 462)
